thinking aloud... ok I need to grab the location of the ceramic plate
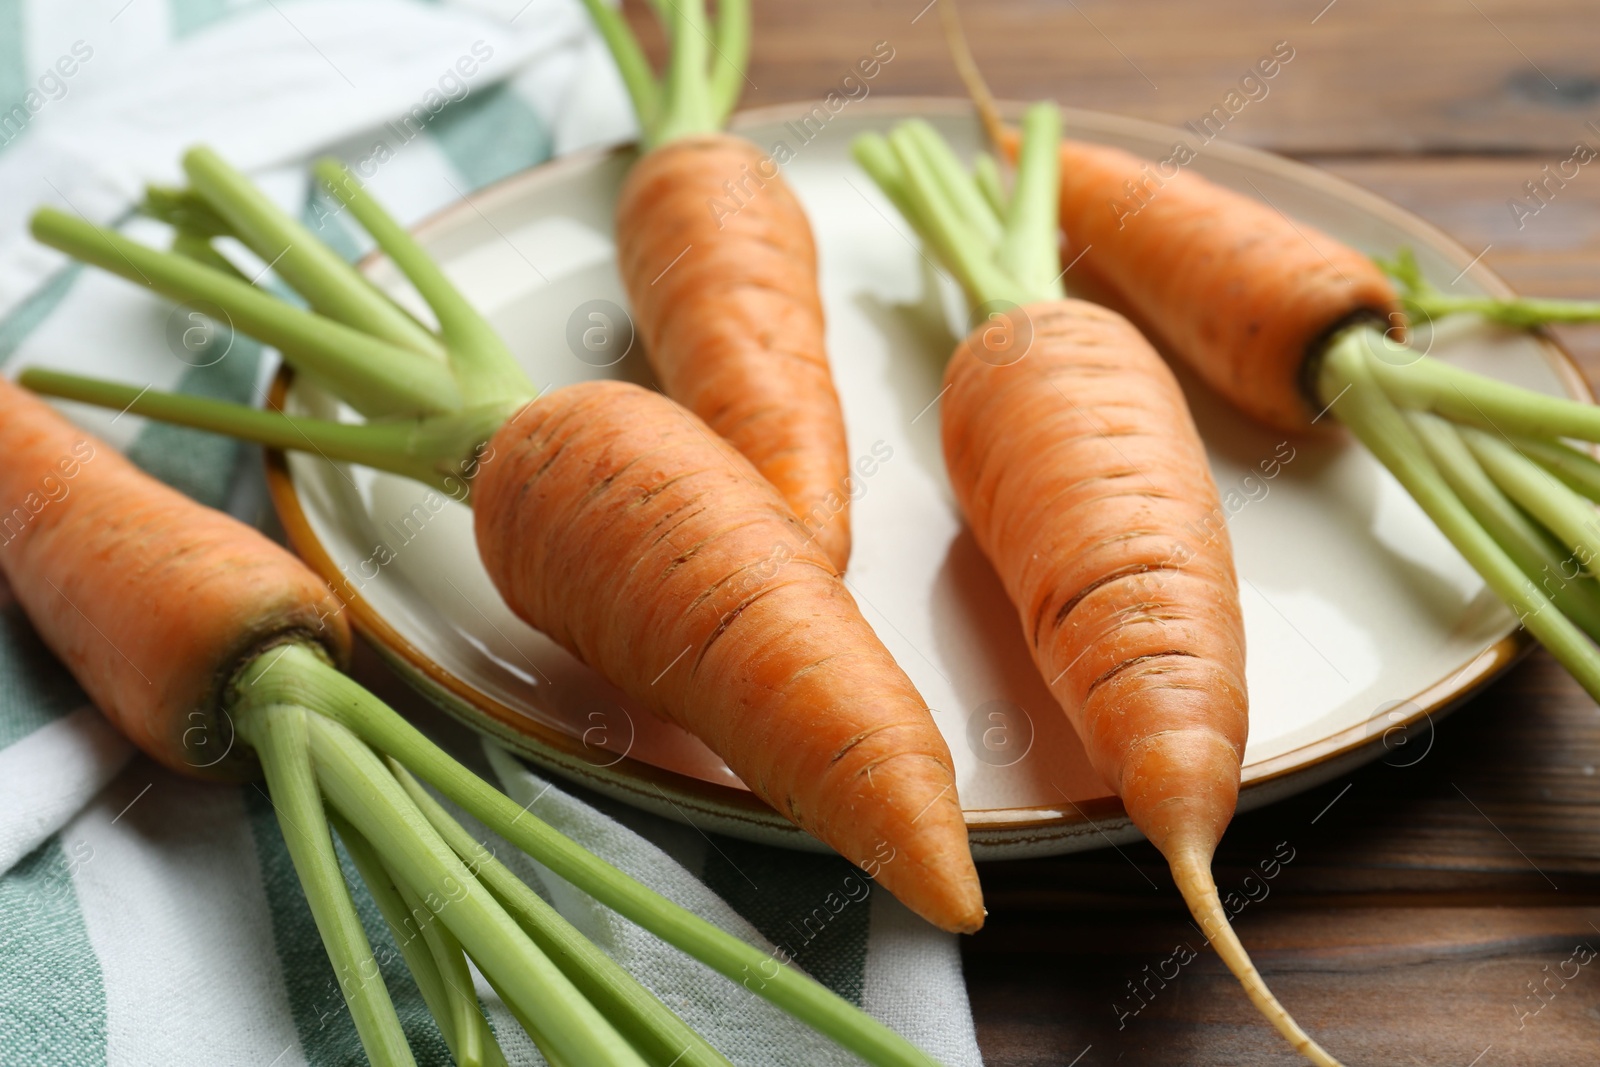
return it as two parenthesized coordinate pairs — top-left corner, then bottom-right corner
(266, 99), (1590, 858)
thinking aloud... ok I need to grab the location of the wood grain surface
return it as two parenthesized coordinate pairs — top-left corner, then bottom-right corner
(619, 1), (1600, 1063)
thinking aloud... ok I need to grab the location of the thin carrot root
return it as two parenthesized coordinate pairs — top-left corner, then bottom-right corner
(938, 0), (1008, 152)
(1169, 849), (1345, 1067)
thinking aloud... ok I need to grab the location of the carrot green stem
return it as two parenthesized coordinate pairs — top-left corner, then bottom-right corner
(1458, 426), (1600, 577)
(850, 134), (920, 235)
(1367, 352), (1600, 443)
(1406, 413), (1600, 642)
(576, 0), (746, 148)
(865, 128), (1008, 307)
(573, 0), (660, 138)
(972, 153), (1007, 220)
(855, 104), (1064, 313)
(388, 870), (489, 1067)
(654, 0), (715, 145)
(17, 369), (509, 499)
(995, 103), (1062, 299)
(303, 710), (650, 1067)
(313, 160), (536, 408)
(169, 231), (248, 280)
(246, 645), (943, 1067)
(332, 809), (481, 1065)
(1319, 326), (1600, 702)
(234, 699), (416, 1067)
(1511, 433), (1600, 503)
(29, 207), (458, 419)
(182, 147), (446, 362)
(392, 761), (735, 1067)
(708, 0), (751, 125)
(903, 120), (1002, 249)
(1378, 246), (1600, 328)
(141, 184), (232, 238)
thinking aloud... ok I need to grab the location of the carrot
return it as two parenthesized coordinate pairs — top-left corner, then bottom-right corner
(582, 0), (854, 570)
(1043, 135), (1397, 433)
(0, 380), (349, 779)
(474, 378), (979, 931)
(21, 145), (983, 1044)
(854, 104), (1343, 1065)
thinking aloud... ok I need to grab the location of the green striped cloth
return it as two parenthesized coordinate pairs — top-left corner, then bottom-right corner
(0, 2), (985, 1064)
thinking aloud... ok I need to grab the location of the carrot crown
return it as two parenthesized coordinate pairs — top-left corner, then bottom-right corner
(576, 0), (750, 148)
(27, 148), (537, 501)
(852, 103), (1065, 314)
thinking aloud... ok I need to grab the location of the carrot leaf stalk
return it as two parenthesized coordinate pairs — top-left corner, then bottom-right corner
(1317, 326), (1600, 703)
(1367, 352), (1600, 440)
(1378, 246), (1600, 328)
(1406, 412), (1600, 641)
(237, 702), (418, 1067)
(183, 147), (446, 362)
(333, 809), (507, 1067)
(26, 152), (536, 496)
(392, 762), (735, 1067)
(1510, 433), (1600, 501)
(260, 644), (943, 1067)
(855, 106), (1345, 1067)
(30, 207), (461, 419)
(1319, 319), (1600, 703)
(574, 0), (749, 148)
(18, 368), (509, 498)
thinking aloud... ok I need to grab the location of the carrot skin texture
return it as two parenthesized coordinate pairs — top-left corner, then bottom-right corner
(615, 134), (853, 570)
(942, 301), (1248, 858)
(474, 380), (981, 933)
(1027, 135), (1399, 434)
(0, 380), (350, 779)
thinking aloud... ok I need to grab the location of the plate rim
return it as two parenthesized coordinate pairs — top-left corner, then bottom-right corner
(264, 96), (1591, 854)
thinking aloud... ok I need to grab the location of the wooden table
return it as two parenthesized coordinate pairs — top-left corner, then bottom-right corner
(625, 2), (1600, 1063)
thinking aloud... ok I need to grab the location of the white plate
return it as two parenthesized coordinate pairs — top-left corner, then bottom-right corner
(268, 99), (1588, 858)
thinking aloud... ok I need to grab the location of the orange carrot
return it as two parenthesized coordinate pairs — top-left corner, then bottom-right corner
(616, 134), (852, 568)
(0, 378), (349, 778)
(584, 0), (854, 570)
(944, 300), (1247, 860)
(1041, 135), (1397, 433)
(856, 105), (1344, 1065)
(475, 378), (981, 932)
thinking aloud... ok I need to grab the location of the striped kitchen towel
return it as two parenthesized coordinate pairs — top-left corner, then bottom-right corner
(0, 1), (986, 1064)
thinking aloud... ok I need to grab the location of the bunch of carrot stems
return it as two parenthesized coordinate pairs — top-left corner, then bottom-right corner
(852, 104), (1065, 312)
(1315, 325), (1600, 702)
(23, 150), (945, 1067)
(574, 0), (748, 147)
(1353, 251), (1600, 683)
